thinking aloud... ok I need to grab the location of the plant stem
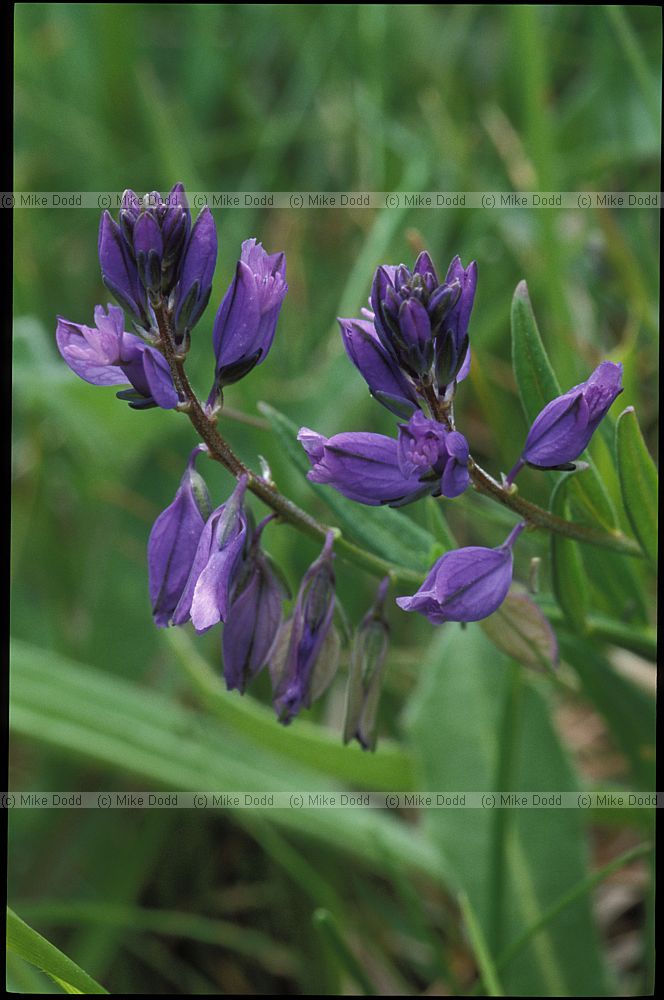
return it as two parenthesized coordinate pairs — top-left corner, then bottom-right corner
(157, 305), (641, 578)
(425, 388), (641, 557)
(154, 305), (421, 586)
(468, 459), (641, 556)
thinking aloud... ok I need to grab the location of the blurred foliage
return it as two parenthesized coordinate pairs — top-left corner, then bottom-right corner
(11, 3), (659, 995)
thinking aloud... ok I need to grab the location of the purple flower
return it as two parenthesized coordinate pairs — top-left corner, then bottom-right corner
(270, 532), (339, 724)
(507, 362), (624, 482)
(55, 304), (178, 409)
(369, 251), (476, 390)
(172, 475), (250, 632)
(396, 523), (525, 624)
(222, 516), (288, 694)
(435, 256), (477, 387)
(99, 184), (216, 339)
(298, 427), (429, 507)
(147, 445), (211, 627)
(343, 577), (390, 751)
(98, 201), (150, 330)
(211, 239), (287, 391)
(298, 412), (469, 507)
(174, 206), (218, 342)
(338, 317), (421, 418)
(397, 412), (470, 499)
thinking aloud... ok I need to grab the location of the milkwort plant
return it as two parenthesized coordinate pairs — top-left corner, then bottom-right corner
(57, 184), (634, 749)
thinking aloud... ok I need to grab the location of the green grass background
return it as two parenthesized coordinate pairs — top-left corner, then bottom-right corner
(11, 4), (659, 995)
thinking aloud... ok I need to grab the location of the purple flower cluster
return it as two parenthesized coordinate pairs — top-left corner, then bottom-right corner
(99, 183), (217, 342)
(299, 251), (477, 509)
(57, 183), (287, 411)
(299, 250), (622, 625)
(148, 447), (339, 717)
(55, 183), (626, 743)
(298, 412), (469, 507)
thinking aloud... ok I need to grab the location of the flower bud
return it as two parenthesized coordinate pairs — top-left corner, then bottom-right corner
(147, 446), (211, 627)
(270, 532), (339, 724)
(210, 239), (287, 391)
(343, 577), (390, 751)
(396, 523), (525, 623)
(519, 362), (623, 472)
(172, 475), (249, 631)
(369, 251), (475, 391)
(174, 206), (218, 342)
(99, 183), (216, 337)
(338, 318), (420, 418)
(397, 412), (470, 499)
(98, 210), (150, 329)
(222, 517), (288, 693)
(298, 427), (430, 507)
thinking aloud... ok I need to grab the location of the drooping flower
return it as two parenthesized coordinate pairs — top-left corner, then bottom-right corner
(210, 239), (287, 394)
(343, 577), (390, 751)
(298, 427), (430, 507)
(270, 531), (339, 724)
(506, 362), (624, 483)
(298, 412), (469, 507)
(147, 445), (212, 627)
(172, 475), (249, 632)
(369, 251), (476, 390)
(396, 523), (525, 624)
(338, 317), (420, 418)
(222, 516), (288, 694)
(56, 304), (178, 409)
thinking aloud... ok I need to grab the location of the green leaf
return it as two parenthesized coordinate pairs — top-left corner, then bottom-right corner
(9, 639), (447, 884)
(7, 907), (109, 995)
(616, 406), (658, 568)
(575, 543), (649, 626)
(406, 625), (611, 995)
(165, 627), (410, 789)
(11, 901), (297, 978)
(549, 477), (589, 632)
(510, 280), (560, 424)
(458, 892), (504, 997)
(480, 586), (558, 672)
(566, 465), (617, 533)
(258, 401), (441, 571)
(312, 909), (378, 995)
(510, 281), (617, 532)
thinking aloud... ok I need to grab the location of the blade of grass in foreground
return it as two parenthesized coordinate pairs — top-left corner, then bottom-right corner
(313, 908), (378, 996)
(468, 842), (652, 995)
(7, 907), (108, 995)
(458, 892), (504, 997)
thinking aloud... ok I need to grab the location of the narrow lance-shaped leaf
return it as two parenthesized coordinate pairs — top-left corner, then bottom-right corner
(7, 907), (109, 995)
(549, 477), (589, 633)
(510, 279), (560, 423)
(616, 406), (658, 569)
